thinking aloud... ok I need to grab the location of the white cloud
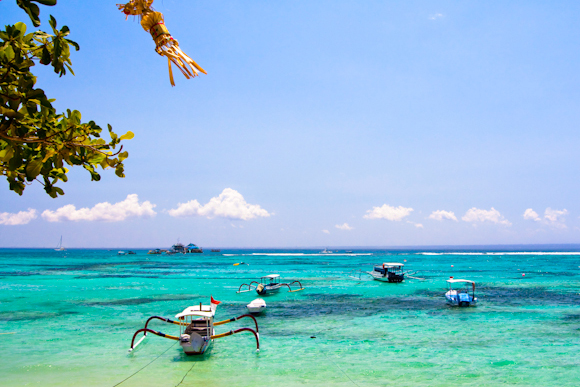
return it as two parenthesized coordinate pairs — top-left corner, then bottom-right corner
(168, 188), (270, 221)
(335, 223), (354, 231)
(544, 208), (567, 223)
(415, 223), (424, 228)
(0, 209), (37, 225)
(322, 229), (330, 234)
(523, 207), (568, 228)
(428, 210), (458, 221)
(461, 207), (511, 226)
(41, 194), (156, 222)
(544, 208), (568, 228)
(523, 208), (541, 221)
(429, 13), (444, 20)
(363, 204), (413, 221)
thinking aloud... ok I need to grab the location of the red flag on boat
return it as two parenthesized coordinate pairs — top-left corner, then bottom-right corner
(211, 296), (221, 305)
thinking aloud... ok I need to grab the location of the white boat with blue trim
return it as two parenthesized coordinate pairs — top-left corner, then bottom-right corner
(445, 278), (478, 307)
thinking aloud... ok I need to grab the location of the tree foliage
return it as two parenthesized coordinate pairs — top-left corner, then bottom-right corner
(1, 1), (132, 198)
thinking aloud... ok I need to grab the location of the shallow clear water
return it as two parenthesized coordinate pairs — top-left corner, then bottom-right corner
(1, 248), (579, 386)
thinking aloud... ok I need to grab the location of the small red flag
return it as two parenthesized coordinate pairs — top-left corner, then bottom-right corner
(211, 296), (221, 305)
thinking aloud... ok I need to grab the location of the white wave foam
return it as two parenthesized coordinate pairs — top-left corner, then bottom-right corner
(249, 253), (373, 257)
(418, 252), (580, 256)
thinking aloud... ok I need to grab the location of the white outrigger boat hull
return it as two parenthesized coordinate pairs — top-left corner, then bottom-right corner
(247, 299), (267, 314)
(180, 331), (213, 355)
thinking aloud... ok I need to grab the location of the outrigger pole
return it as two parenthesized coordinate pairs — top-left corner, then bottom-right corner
(237, 281), (261, 293)
(129, 327), (260, 352)
(129, 314), (260, 353)
(282, 281), (305, 292)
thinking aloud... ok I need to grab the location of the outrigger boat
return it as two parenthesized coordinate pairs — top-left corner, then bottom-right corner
(369, 263), (405, 282)
(129, 297), (260, 355)
(237, 274), (305, 295)
(445, 278), (478, 307)
(349, 263), (422, 282)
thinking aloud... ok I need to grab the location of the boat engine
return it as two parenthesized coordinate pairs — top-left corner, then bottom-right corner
(256, 284), (265, 294)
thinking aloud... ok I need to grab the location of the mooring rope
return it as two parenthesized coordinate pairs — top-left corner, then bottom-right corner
(320, 348), (361, 387)
(310, 328), (361, 387)
(175, 361), (196, 387)
(113, 341), (178, 387)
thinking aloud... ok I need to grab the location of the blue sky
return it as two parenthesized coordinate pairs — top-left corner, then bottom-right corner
(1, 0), (580, 248)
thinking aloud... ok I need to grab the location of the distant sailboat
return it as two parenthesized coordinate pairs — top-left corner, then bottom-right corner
(55, 236), (65, 251)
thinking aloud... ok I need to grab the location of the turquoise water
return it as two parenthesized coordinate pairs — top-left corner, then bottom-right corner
(1, 249), (579, 386)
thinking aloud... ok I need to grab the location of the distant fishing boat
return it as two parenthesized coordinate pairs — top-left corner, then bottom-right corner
(129, 297), (259, 355)
(320, 248), (333, 254)
(54, 236), (65, 251)
(237, 274), (305, 295)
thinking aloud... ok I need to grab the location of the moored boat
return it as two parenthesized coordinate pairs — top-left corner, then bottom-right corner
(129, 297), (260, 355)
(247, 298), (267, 314)
(369, 263), (405, 283)
(237, 275), (305, 295)
(445, 278), (478, 307)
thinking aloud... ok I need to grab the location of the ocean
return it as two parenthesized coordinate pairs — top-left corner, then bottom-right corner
(0, 248), (579, 386)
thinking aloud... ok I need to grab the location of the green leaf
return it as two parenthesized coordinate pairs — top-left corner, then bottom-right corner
(16, 1), (41, 27)
(0, 106), (25, 119)
(25, 159), (43, 179)
(119, 131), (134, 141)
(0, 147), (14, 162)
(40, 46), (51, 65)
(49, 15), (57, 30)
(1, 45), (16, 61)
(65, 39), (80, 51)
(34, 0), (57, 6)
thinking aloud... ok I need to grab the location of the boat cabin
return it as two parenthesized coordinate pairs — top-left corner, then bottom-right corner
(260, 274), (280, 285)
(373, 263), (405, 283)
(175, 303), (216, 355)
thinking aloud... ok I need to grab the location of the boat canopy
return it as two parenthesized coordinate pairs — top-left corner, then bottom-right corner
(175, 305), (215, 319)
(446, 279), (475, 284)
(262, 274), (280, 279)
(383, 263), (404, 268)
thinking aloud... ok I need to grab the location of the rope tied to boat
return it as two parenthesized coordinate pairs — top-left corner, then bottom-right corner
(113, 341), (177, 387)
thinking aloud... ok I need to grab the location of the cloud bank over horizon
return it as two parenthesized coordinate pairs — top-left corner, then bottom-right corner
(168, 188), (270, 221)
(41, 194), (156, 222)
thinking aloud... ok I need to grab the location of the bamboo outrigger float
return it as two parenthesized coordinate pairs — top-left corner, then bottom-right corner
(129, 297), (259, 355)
(237, 274), (305, 295)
